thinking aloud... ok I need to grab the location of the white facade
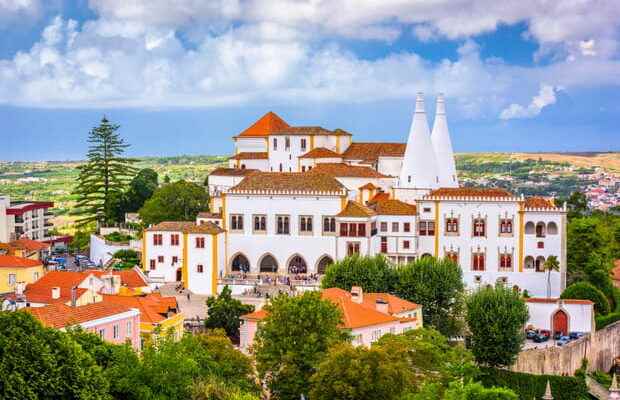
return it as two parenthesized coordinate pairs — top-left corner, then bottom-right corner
(0, 196), (55, 242)
(526, 298), (595, 334)
(431, 94), (459, 188)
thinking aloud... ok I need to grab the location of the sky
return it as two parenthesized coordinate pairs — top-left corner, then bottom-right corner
(1, 0), (619, 161)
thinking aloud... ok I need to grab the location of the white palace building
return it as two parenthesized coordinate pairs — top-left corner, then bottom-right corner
(143, 93), (567, 298)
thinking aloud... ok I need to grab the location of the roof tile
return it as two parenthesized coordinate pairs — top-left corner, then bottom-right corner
(229, 152), (268, 160)
(299, 147), (342, 159)
(146, 221), (224, 234)
(235, 112), (290, 137)
(337, 201), (376, 218)
(0, 255), (42, 268)
(230, 172), (345, 194)
(310, 163), (388, 178)
(26, 302), (135, 329)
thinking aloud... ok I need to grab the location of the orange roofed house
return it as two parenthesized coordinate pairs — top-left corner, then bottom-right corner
(0, 255), (45, 294)
(240, 287), (422, 352)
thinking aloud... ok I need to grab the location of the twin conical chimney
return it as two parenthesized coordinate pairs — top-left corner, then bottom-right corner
(431, 93), (458, 188)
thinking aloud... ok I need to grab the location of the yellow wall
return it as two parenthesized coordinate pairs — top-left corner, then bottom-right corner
(0, 265), (44, 294)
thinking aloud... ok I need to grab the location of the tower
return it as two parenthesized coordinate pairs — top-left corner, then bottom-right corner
(431, 93), (458, 188)
(398, 93), (439, 190)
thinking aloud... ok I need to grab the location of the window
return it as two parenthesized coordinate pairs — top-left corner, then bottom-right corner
(473, 218), (486, 237)
(323, 217), (336, 234)
(419, 221), (435, 236)
(403, 240), (410, 249)
(230, 214), (244, 231)
(153, 234), (163, 246)
(301, 138), (307, 151)
(170, 234), (180, 246)
(537, 241), (544, 249)
(253, 215), (267, 233)
(349, 223), (357, 237)
(8, 274), (16, 286)
(33, 271), (39, 281)
(197, 264), (204, 273)
(157, 255), (164, 263)
(392, 222), (399, 232)
(446, 217), (459, 234)
(347, 242), (360, 256)
(380, 222), (388, 232)
(446, 251), (458, 263)
(285, 137), (290, 150)
(98, 329), (105, 339)
(472, 252), (485, 271)
(127, 321), (132, 336)
(499, 253), (512, 270)
(301, 166), (306, 172)
(381, 237), (387, 253)
(340, 223), (348, 236)
(371, 330), (381, 342)
(279, 163), (283, 172)
(273, 138), (277, 150)
(149, 259), (156, 270)
(500, 218), (513, 235)
(423, 207), (431, 213)
(113, 324), (120, 339)
(404, 222), (411, 232)
(172, 256), (178, 265)
(195, 237), (205, 248)
(300, 216), (313, 234)
(277, 215), (290, 234)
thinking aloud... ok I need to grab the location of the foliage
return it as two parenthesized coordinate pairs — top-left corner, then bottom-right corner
(104, 231), (134, 243)
(476, 367), (589, 400)
(561, 282), (610, 315)
(544, 255), (560, 297)
(205, 285), (254, 343)
(309, 342), (415, 400)
(0, 311), (109, 399)
(395, 257), (465, 337)
(69, 228), (94, 252)
(112, 249), (140, 269)
(139, 180), (210, 225)
(595, 311), (620, 329)
(465, 285), (528, 367)
(442, 381), (518, 400)
(73, 117), (137, 225)
(559, 191), (588, 219)
(108, 168), (159, 223)
(191, 377), (260, 400)
(253, 292), (348, 400)
(320, 254), (397, 293)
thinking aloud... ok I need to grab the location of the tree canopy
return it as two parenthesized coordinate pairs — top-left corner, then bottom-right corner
(139, 180), (210, 225)
(320, 254), (397, 293)
(205, 285), (254, 343)
(561, 282), (610, 315)
(108, 168), (159, 223)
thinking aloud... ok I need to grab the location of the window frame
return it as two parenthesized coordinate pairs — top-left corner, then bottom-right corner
(253, 214), (267, 234)
(276, 215), (290, 235)
(299, 215), (313, 235)
(230, 214), (244, 232)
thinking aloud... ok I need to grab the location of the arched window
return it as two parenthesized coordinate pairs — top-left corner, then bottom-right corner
(317, 255), (334, 274)
(524, 256), (535, 269)
(535, 256), (546, 272)
(525, 222), (535, 235)
(446, 251), (459, 264)
(288, 255), (307, 274)
(536, 222), (546, 238)
(547, 221), (558, 235)
(231, 254), (250, 273)
(259, 254), (278, 273)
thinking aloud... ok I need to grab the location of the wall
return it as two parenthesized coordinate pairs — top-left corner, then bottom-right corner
(90, 234), (141, 266)
(511, 320), (620, 375)
(81, 310), (141, 350)
(0, 265), (44, 294)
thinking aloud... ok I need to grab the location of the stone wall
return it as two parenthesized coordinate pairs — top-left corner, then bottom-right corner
(512, 321), (620, 375)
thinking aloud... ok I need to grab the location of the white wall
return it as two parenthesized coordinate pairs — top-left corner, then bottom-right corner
(90, 235), (141, 266)
(526, 300), (594, 333)
(377, 157), (403, 177)
(235, 137), (267, 153)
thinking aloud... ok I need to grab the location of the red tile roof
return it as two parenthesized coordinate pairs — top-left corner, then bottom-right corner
(525, 298), (594, 305)
(427, 187), (514, 198)
(102, 293), (178, 324)
(146, 221), (224, 234)
(337, 200), (376, 218)
(230, 172), (345, 193)
(209, 168), (258, 177)
(235, 111), (290, 138)
(23, 271), (90, 304)
(310, 163), (388, 178)
(362, 293), (419, 314)
(525, 197), (556, 209)
(299, 147), (342, 159)
(368, 192), (390, 204)
(373, 199), (417, 216)
(272, 127), (352, 136)
(359, 182), (378, 190)
(241, 309), (268, 321)
(90, 268), (148, 288)
(9, 238), (51, 251)
(229, 152), (268, 160)
(25, 302), (135, 329)
(0, 255), (42, 268)
(341, 143), (406, 162)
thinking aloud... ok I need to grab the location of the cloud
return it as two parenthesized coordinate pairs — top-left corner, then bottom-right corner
(500, 85), (559, 120)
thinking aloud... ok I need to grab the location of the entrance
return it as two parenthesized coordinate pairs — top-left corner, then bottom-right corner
(176, 268), (183, 282)
(552, 309), (568, 336)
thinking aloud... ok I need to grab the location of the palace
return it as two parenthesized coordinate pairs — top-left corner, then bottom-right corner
(143, 93), (567, 298)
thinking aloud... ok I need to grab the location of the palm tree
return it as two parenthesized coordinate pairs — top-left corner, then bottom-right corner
(544, 256), (560, 298)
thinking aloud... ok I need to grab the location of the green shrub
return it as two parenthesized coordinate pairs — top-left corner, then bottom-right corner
(104, 231), (134, 243)
(595, 311), (620, 329)
(477, 367), (589, 400)
(561, 282), (610, 315)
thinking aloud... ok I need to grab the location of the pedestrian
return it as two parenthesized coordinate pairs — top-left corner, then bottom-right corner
(187, 292), (191, 301)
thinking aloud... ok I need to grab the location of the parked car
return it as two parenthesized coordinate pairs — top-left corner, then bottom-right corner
(526, 330), (538, 340)
(557, 339), (569, 346)
(533, 334), (549, 343)
(539, 329), (552, 338)
(554, 331), (562, 340)
(569, 332), (583, 340)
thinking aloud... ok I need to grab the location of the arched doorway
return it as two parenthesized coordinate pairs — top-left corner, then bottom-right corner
(316, 255), (334, 274)
(176, 268), (182, 282)
(288, 255), (307, 274)
(231, 253), (250, 273)
(536, 222), (546, 238)
(524, 256), (535, 269)
(535, 256), (546, 272)
(553, 309), (568, 336)
(525, 221), (535, 234)
(259, 254), (278, 273)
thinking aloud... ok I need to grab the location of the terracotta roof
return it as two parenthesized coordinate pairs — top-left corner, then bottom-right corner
(321, 288), (399, 329)
(9, 238), (51, 251)
(230, 172), (345, 193)
(0, 255), (42, 268)
(241, 309), (268, 321)
(525, 197), (556, 209)
(299, 147), (342, 159)
(341, 142), (406, 162)
(337, 201), (376, 218)
(146, 221), (224, 234)
(229, 152), (268, 160)
(362, 293), (419, 314)
(90, 268), (148, 288)
(359, 182), (378, 190)
(310, 163), (388, 178)
(427, 187), (514, 198)
(22, 271), (90, 304)
(235, 111), (290, 138)
(526, 298), (594, 305)
(374, 199), (417, 216)
(102, 293), (178, 324)
(197, 212), (222, 219)
(209, 168), (258, 177)
(271, 126), (352, 136)
(368, 192), (390, 204)
(25, 302), (135, 329)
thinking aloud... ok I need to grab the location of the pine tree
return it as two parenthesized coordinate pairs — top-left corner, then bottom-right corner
(74, 117), (137, 226)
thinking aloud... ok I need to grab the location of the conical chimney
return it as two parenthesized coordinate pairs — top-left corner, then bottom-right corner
(398, 92), (440, 190)
(431, 93), (458, 188)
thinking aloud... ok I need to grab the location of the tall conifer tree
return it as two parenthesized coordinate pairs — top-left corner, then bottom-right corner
(74, 117), (136, 225)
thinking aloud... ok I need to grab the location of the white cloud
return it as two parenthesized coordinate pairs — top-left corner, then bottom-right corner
(500, 85), (559, 120)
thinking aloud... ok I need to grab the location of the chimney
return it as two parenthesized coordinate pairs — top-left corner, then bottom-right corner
(51, 286), (60, 300)
(71, 286), (77, 307)
(375, 298), (389, 314)
(350, 286), (363, 304)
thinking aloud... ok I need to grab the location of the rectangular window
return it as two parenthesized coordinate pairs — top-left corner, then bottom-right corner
(33, 271), (39, 281)
(197, 264), (204, 273)
(153, 234), (163, 246)
(500, 253), (513, 270)
(113, 324), (119, 339)
(419, 221), (435, 236)
(253, 215), (267, 233)
(473, 218), (486, 237)
(300, 216), (313, 234)
(392, 222), (399, 232)
(445, 217), (459, 234)
(149, 259), (156, 270)
(285, 137), (290, 150)
(358, 223), (366, 237)
(301, 138), (307, 151)
(349, 223), (357, 237)
(472, 252), (485, 271)
(423, 207), (431, 213)
(381, 237), (387, 253)
(322, 217), (336, 234)
(98, 329), (105, 339)
(371, 330), (381, 342)
(347, 242), (360, 256)
(273, 138), (277, 150)
(157, 255), (164, 263)
(170, 234), (180, 246)
(277, 215), (290, 235)
(8, 274), (16, 286)
(500, 218), (513, 234)
(380, 222), (388, 232)
(127, 321), (132, 336)
(403, 240), (410, 249)
(340, 223), (348, 237)
(195, 237), (205, 248)
(172, 256), (178, 265)
(404, 222), (411, 233)
(230, 214), (244, 231)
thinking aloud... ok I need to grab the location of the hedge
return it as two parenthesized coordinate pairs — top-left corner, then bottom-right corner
(477, 367), (590, 400)
(596, 311), (620, 330)
(561, 282), (610, 315)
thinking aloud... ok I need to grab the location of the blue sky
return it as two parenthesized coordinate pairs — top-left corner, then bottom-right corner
(1, 0), (619, 161)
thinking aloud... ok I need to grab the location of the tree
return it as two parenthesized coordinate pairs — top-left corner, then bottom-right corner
(205, 286), (254, 343)
(321, 254), (397, 293)
(309, 343), (415, 400)
(74, 117), (136, 226)
(465, 285), (529, 367)
(560, 191), (588, 219)
(112, 249), (140, 269)
(442, 381), (518, 400)
(253, 292), (348, 400)
(69, 228), (94, 253)
(561, 282), (610, 315)
(394, 257), (465, 337)
(108, 168), (159, 223)
(544, 255), (560, 298)
(139, 180), (210, 225)
(0, 311), (109, 399)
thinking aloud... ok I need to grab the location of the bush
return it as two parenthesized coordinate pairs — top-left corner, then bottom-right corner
(477, 367), (589, 400)
(112, 249), (140, 269)
(561, 282), (610, 315)
(321, 255), (397, 293)
(104, 231), (134, 243)
(595, 311), (620, 329)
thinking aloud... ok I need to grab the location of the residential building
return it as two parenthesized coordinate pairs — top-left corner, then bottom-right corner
(0, 238), (51, 260)
(0, 255), (44, 294)
(0, 196), (54, 242)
